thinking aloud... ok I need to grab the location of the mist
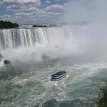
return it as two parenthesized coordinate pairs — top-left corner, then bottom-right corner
(1, 0), (107, 64)
(87, 0), (107, 61)
(62, 0), (107, 62)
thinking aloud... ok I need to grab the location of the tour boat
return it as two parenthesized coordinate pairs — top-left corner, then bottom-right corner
(51, 70), (67, 81)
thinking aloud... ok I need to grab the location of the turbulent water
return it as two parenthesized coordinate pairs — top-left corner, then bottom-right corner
(0, 26), (107, 107)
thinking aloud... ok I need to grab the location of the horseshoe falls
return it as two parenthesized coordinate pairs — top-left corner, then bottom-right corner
(0, 25), (107, 107)
(0, 26), (89, 62)
(0, 27), (78, 48)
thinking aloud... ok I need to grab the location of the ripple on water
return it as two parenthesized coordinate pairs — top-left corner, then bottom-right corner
(0, 62), (107, 107)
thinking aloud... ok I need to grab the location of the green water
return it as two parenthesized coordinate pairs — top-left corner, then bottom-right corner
(0, 60), (107, 107)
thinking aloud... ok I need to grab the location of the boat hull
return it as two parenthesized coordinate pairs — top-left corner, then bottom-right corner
(51, 71), (66, 81)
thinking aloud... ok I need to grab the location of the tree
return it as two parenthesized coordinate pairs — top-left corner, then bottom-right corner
(0, 21), (19, 29)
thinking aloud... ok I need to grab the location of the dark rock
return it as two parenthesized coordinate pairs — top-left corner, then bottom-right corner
(4, 60), (10, 64)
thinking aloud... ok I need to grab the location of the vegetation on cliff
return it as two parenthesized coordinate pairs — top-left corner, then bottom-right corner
(32, 25), (48, 27)
(32, 24), (59, 27)
(95, 86), (107, 107)
(0, 21), (19, 29)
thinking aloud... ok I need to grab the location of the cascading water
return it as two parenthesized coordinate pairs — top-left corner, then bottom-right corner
(0, 26), (89, 62)
(0, 26), (86, 49)
(0, 25), (107, 107)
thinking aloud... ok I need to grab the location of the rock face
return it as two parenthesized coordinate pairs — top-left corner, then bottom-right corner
(4, 60), (10, 64)
(0, 53), (10, 65)
(41, 54), (50, 60)
(0, 53), (2, 58)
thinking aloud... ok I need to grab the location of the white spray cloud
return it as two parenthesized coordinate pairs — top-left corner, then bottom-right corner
(1, 0), (107, 63)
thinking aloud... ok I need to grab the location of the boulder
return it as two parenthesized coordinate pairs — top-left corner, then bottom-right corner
(4, 60), (10, 64)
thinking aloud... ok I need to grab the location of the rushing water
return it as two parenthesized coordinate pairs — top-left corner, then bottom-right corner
(0, 26), (107, 107)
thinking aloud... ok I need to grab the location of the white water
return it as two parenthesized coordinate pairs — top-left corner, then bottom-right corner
(0, 25), (107, 107)
(0, 61), (106, 107)
(0, 26), (90, 63)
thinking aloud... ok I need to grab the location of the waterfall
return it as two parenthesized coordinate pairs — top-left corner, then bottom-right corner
(0, 26), (89, 61)
(0, 26), (88, 50)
